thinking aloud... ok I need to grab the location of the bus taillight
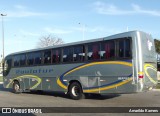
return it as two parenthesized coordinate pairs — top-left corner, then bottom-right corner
(138, 72), (144, 79)
(138, 75), (144, 78)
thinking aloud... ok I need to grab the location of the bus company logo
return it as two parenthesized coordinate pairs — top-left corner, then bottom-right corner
(2, 108), (11, 113)
(147, 39), (152, 51)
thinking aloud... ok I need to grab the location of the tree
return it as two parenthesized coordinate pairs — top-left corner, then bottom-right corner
(37, 35), (64, 48)
(154, 39), (160, 53)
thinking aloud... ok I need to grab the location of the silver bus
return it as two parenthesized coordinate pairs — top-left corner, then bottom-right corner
(3, 30), (158, 100)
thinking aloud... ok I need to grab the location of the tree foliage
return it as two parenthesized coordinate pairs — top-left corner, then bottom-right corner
(37, 35), (64, 48)
(154, 39), (160, 53)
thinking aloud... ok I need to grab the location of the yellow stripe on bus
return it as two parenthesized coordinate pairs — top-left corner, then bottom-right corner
(64, 61), (132, 76)
(57, 61), (133, 92)
(144, 64), (157, 84)
(6, 75), (42, 89)
(83, 78), (133, 93)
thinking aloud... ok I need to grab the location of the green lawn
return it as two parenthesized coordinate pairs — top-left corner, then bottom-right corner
(0, 76), (3, 82)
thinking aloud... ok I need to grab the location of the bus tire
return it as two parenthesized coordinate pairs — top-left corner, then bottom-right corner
(12, 81), (21, 94)
(69, 82), (84, 100)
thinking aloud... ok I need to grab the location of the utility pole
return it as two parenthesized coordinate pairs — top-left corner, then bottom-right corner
(1, 14), (7, 60)
(79, 23), (86, 40)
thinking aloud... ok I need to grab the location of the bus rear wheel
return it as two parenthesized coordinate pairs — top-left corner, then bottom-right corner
(12, 81), (21, 94)
(69, 82), (84, 100)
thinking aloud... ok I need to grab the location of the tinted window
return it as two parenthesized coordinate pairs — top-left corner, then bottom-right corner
(52, 49), (61, 63)
(87, 43), (100, 60)
(13, 55), (20, 67)
(27, 53), (34, 65)
(63, 47), (73, 62)
(119, 40), (124, 57)
(34, 52), (42, 65)
(73, 45), (85, 62)
(125, 39), (131, 57)
(101, 41), (115, 59)
(44, 50), (51, 64)
(27, 51), (42, 65)
(20, 54), (26, 66)
(119, 39), (131, 58)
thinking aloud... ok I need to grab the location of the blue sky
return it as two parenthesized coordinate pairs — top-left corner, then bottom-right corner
(0, 0), (160, 56)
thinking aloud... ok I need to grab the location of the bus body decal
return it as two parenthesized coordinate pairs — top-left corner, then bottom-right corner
(84, 77), (132, 93)
(144, 64), (157, 84)
(6, 75), (42, 89)
(57, 61), (133, 91)
(57, 77), (67, 89)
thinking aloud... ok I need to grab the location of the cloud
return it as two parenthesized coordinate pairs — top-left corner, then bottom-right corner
(20, 30), (39, 36)
(44, 27), (73, 34)
(132, 4), (160, 16)
(93, 1), (160, 16)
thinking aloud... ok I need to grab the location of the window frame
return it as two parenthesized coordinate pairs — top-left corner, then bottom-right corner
(73, 45), (85, 62)
(100, 40), (116, 60)
(86, 42), (101, 61)
(52, 48), (62, 64)
(62, 47), (74, 63)
(43, 49), (52, 64)
(117, 37), (132, 59)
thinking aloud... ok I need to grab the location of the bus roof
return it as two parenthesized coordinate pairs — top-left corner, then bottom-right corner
(6, 30), (150, 57)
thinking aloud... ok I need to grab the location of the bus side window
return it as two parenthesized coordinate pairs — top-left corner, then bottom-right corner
(13, 55), (20, 67)
(34, 52), (42, 65)
(63, 47), (73, 62)
(20, 54), (26, 66)
(73, 45), (85, 62)
(44, 50), (51, 64)
(101, 40), (115, 59)
(87, 43), (100, 60)
(125, 39), (131, 57)
(119, 40), (124, 57)
(27, 53), (34, 65)
(119, 39), (131, 58)
(52, 49), (61, 63)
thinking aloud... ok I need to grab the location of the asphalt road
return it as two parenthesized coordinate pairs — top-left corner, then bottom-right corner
(0, 83), (160, 116)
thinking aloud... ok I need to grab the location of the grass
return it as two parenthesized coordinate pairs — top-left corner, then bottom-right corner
(0, 76), (3, 82)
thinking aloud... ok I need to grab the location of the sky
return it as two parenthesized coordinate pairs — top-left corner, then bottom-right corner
(0, 0), (160, 57)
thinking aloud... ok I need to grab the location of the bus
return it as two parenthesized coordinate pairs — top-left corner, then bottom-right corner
(3, 30), (158, 100)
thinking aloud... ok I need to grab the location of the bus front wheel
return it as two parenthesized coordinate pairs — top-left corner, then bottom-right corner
(69, 82), (84, 100)
(12, 81), (21, 94)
